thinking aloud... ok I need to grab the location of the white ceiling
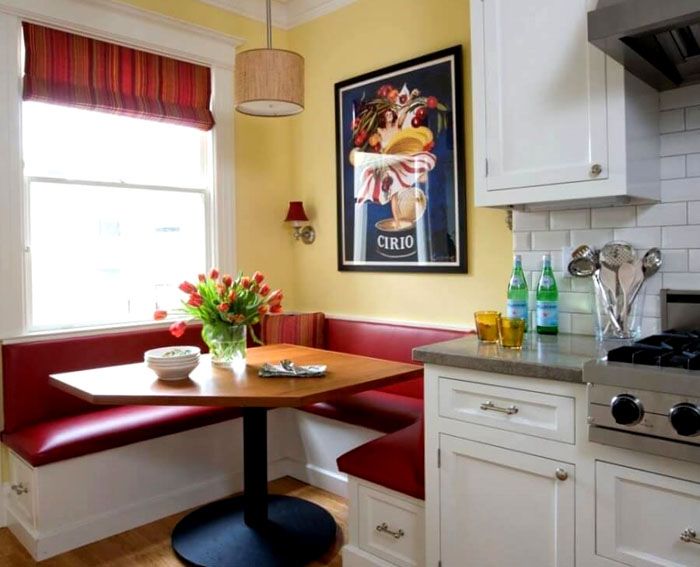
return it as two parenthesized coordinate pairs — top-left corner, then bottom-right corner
(200, 0), (357, 29)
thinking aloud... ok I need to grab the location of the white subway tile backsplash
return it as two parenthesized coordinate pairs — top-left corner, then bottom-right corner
(661, 155), (686, 179)
(591, 206), (636, 228)
(511, 84), (700, 335)
(687, 106), (700, 130)
(661, 178), (700, 202)
(662, 225), (700, 248)
(613, 227), (662, 248)
(663, 272), (700, 290)
(661, 130), (700, 156)
(550, 209), (589, 230)
(513, 210), (548, 231)
(687, 154), (700, 177)
(636, 203), (687, 226)
(513, 232), (531, 251)
(660, 109), (685, 133)
(570, 229), (614, 248)
(660, 83), (700, 110)
(689, 201), (700, 224)
(531, 231), (569, 250)
(689, 250), (700, 272)
(571, 314), (594, 335)
(659, 249), (688, 272)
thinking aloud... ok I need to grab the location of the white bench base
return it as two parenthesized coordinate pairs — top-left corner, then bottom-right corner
(2, 407), (387, 560)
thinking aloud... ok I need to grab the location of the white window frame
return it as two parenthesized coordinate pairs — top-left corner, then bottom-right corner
(0, 0), (243, 340)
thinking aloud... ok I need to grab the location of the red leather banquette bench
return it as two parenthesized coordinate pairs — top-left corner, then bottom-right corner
(2, 315), (465, 500)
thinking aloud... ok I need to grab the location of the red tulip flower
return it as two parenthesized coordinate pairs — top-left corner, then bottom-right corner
(188, 293), (203, 307)
(253, 271), (265, 284)
(169, 321), (187, 338)
(179, 281), (197, 294)
(270, 304), (283, 314)
(218, 303), (230, 313)
(241, 276), (251, 289)
(153, 310), (168, 320)
(259, 283), (270, 296)
(209, 268), (220, 280)
(258, 305), (268, 316)
(222, 274), (233, 287)
(198, 274), (206, 282)
(228, 290), (237, 302)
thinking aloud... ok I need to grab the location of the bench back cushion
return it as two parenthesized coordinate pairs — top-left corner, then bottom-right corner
(325, 318), (467, 399)
(1, 325), (206, 434)
(261, 313), (325, 348)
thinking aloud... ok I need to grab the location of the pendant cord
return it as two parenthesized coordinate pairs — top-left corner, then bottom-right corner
(266, 0), (272, 48)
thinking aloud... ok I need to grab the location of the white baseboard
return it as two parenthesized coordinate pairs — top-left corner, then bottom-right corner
(0, 483), (7, 528)
(280, 457), (349, 498)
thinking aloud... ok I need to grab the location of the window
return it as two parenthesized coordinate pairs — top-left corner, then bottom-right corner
(22, 102), (212, 330)
(0, 4), (236, 339)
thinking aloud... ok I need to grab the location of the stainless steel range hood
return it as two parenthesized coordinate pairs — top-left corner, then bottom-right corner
(589, 0), (700, 91)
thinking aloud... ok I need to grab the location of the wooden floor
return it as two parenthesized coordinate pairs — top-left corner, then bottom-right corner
(0, 477), (346, 567)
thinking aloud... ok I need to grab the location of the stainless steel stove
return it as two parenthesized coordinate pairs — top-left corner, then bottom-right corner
(584, 290), (700, 464)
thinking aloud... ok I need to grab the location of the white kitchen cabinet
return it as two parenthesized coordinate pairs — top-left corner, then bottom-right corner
(439, 435), (575, 567)
(470, 0), (659, 208)
(596, 461), (700, 567)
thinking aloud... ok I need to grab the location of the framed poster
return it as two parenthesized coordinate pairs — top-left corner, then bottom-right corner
(335, 46), (466, 273)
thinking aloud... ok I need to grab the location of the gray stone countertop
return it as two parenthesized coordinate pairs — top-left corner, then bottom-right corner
(413, 333), (610, 383)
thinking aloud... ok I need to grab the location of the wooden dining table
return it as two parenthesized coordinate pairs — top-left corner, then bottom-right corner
(50, 343), (422, 567)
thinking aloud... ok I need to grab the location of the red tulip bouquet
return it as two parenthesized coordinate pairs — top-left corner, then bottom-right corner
(155, 268), (283, 368)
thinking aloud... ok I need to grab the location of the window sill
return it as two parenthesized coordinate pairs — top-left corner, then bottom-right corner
(2, 317), (197, 345)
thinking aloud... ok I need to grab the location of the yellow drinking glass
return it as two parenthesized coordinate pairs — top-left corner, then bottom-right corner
(498, 317), (526, 350)
(474, 311), (500, 343)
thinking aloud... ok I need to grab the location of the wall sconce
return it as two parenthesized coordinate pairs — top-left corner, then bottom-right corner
(284, 201), (315, 244)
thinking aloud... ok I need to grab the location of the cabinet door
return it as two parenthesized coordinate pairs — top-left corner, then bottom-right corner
(439, 435), (575, 567)
(479, 0), (608, 191)
(596, 461), (700, 567)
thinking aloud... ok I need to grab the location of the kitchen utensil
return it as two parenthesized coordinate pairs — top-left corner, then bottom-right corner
(600, 241), (636, 270)
(598, 265), (623, 333)
(618, 261), (642, 331)
(568, 256), (596, 277)
(642, 247), (662, 277)
(572, 244), (596, 261)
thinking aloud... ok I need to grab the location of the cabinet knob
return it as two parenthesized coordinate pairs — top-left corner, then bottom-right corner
(555, 468), (568, 481)
(590, 163), (602, 176)
(10, 483), (29, 495)
(681, 528), (700, 545)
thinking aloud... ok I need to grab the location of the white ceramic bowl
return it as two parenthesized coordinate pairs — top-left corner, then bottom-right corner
(146, 355), (200, 367)
(147, 359), (199, 381)
(144, 346), (200, 363)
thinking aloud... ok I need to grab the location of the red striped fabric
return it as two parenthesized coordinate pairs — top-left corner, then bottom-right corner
(261, 313), (326, 349)
(22, 22), (215, 131)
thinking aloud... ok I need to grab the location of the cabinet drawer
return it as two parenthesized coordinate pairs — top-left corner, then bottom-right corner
(438, 378), (575, 443)
(358, 484), (424, 567)
(596, 461), (700, 567)
(8, 451), (35, 527)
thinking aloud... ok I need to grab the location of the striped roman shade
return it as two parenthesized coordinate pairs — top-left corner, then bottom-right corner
(261, 313), (326, 348)
(22, 22), (215, 131)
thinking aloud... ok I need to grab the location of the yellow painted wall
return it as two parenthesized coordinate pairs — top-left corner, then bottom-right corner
(287, 0), (511, 326)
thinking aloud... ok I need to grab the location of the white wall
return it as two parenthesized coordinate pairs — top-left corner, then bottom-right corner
(512, 83), (700, 336)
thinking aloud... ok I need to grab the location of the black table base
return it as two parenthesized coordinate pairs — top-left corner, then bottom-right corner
(171, 408), (337, 566)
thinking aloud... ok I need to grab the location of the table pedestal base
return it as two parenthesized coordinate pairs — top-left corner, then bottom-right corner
(172, 494), (337, 567)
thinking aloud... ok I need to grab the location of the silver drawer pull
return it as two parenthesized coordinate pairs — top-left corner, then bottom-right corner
(681, 528), (700, 545)
(480, 401), (518, 415)
(10, 483), (29, 495)
(376, 522), (404, 539)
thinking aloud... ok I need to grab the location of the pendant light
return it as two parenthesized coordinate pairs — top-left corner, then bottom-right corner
(234, 0), (305, 116)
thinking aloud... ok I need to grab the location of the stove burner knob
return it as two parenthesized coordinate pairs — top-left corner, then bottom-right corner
(611, 394), (644, 426)
(669, 403), (700, 437)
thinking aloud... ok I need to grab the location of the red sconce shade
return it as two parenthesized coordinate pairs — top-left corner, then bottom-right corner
(284, 201), (309, 223)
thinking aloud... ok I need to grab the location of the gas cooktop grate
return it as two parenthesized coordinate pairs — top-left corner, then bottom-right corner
(607, 331), (700, 370)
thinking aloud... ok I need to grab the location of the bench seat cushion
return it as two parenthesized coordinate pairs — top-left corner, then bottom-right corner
(337, 419), (424, 500)
(301, 390), (422, 434)
(2, 405), (241, 467)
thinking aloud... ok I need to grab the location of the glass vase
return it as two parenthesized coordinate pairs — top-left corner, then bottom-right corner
(202, 323), (247, 371)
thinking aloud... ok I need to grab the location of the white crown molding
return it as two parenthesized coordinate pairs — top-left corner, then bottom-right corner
(0, 0), (244, 68)
(199, 0), (357, 30)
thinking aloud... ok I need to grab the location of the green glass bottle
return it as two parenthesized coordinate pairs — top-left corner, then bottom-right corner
(536, 253), (559, 335)
(506, 254), (529, 331)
